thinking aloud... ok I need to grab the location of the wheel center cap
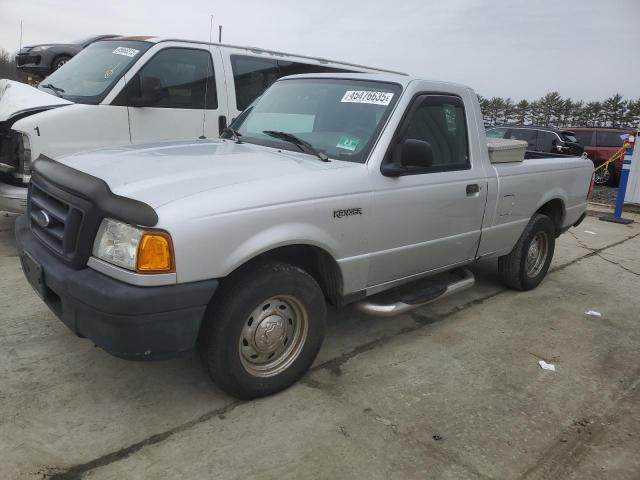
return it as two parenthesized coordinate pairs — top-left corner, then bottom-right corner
(254, 315), (286, 352)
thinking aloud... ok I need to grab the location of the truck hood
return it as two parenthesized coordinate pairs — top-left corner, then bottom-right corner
(57, 140), (354, 208)
(0, 80), (71, 122)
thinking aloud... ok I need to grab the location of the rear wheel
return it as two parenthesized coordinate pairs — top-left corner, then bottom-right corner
(498, 213), (555, 291)
(198, 261), (326, 399)
(594, 164), (615, 186)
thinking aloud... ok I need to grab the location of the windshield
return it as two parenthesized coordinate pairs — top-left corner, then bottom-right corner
(562, 133), (578, 143)
(233, 78), (402, 163)
(38, 40), (151, 104)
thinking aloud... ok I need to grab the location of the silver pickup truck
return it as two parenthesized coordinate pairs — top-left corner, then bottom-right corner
(15, 73), (593, 399)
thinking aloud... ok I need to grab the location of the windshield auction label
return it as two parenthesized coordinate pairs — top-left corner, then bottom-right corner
(112, 47), (140, 57)
(341, 90), (394, 105)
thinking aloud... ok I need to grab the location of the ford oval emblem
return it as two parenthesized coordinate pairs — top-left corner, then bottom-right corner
(35, 210), (51, 228)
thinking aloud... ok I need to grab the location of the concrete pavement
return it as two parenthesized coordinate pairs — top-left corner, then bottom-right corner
(0, 208), (639, 479)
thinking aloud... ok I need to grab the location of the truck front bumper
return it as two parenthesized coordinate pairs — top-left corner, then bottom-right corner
(0, 182), (27, 213)
(15, 215), (218, 359)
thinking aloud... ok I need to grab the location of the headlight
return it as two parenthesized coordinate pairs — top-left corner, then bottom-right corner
(31, 46), (52, 52)
(93, 218), (174, 273)
(18, 133), (31, 174)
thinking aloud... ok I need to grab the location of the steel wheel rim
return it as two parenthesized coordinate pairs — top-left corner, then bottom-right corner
(526, 231), (549, 278)
(56, 59), (68, 68)
(594, 168), (610, 185)
(239, 295), (308, 378)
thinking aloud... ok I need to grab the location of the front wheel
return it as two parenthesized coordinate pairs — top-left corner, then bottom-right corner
(199, 261), (326, 399)
(52, 55), (71, 71)
(498, 213), (556, 291)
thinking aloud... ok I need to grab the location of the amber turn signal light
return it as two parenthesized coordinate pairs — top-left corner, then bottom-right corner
(136, 230), (175, 273)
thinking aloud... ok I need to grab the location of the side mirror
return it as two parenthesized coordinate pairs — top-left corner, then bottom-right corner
(401, 139), (433, 168)
(381, 138), (433, 177)
(128, 75), (161, 107)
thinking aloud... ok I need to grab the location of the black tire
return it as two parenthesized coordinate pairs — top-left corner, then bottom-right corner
(498, 213), (555, 291)
(198, 261), (326, 399)
(52, 55), (71, 71)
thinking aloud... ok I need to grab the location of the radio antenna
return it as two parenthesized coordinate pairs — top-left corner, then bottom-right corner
(200, 13), (215, 139)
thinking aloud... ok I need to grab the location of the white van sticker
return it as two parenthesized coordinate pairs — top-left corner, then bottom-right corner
(341, 90), (393, 105)
(112, 47), (140, 58)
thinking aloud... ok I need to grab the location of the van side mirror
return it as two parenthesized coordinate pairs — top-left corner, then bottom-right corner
(381, 138), (434, 177)
(127, 75), (161, 107)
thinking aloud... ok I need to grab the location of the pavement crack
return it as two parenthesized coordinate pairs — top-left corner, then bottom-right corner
(519, 371), (640, 480)
(593, 252), (640, 276)
(567, 231), (640, 276)
(44, 400), (243, 480)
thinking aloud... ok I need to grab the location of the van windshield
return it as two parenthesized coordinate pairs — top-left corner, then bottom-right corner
(38, 40), (151, 104)
(232, 78), (402, 163)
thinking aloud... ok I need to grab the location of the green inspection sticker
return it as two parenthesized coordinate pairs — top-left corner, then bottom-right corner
(336, 135), (360, 152)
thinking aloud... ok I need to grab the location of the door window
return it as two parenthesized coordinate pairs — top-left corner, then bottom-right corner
(486, 127), (508, 138)
(572, 131), (594, 146)
(231, 55), (350, 110)
(536, 131), (558, 152)
(124, 48), (217, 109)
(401, 96), (470, 172)
(596, 130), (628, 147)
(507, 128), (537, 149)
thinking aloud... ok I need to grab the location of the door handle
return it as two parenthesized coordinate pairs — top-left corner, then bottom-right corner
(466, 184), (480, 196)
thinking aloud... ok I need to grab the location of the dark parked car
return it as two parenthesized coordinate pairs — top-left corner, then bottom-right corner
(568, 127), (632, 186)
(487, 125), (584, 157)
(15, 34), (120, 77)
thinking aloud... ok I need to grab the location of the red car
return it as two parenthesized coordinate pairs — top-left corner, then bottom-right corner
(569, 127), (633, 186)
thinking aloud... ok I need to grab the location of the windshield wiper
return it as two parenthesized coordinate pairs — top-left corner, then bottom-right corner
(220, 127), (242, 143)
(40, 83), (65, 98)
(262, 130), (329, 162)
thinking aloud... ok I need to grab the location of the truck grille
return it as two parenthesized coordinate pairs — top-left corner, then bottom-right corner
(29, 183), (82, 253)
(28, 179), (101, 269)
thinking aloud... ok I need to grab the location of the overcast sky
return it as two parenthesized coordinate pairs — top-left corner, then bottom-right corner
(1, 0), (638, 101)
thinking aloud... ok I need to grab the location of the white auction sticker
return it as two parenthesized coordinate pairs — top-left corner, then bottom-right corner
(112, 47), (140, 58)
(341, 90), (394, 105)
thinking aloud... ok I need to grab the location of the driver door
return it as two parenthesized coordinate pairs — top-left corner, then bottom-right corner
(366, 94), (487, 287)
(115, 46), (225, 144)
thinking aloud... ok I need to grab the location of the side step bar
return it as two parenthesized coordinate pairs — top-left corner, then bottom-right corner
(354, 268), (475, 317)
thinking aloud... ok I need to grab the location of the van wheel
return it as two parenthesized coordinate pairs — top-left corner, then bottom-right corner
(199, 261), (326, 399)
(498, 213), (555, 291)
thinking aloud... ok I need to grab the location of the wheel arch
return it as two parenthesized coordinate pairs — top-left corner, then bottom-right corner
(535, 197), (566, 235)
(227, 243), (344, 307)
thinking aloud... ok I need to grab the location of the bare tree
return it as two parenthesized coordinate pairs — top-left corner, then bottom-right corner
(0, 48), (27, 82)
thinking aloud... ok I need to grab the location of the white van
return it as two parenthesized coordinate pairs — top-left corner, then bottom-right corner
(0, 36), (404, 212)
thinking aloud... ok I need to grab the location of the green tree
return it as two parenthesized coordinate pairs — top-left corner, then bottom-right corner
(602, 93), (627, 127)
(486, 97), (505, 126)
(501, 98), (516, 124)
(514, 99), (530, 125)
